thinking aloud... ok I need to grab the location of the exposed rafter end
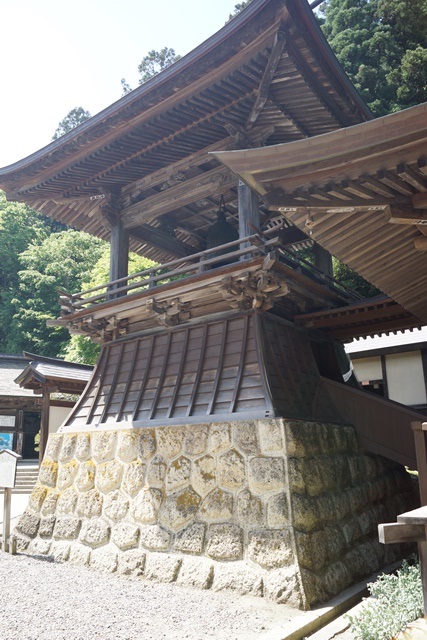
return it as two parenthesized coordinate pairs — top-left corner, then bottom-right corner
(414, 236), (427, 252)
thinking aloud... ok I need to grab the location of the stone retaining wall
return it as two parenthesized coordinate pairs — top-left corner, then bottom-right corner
(14, 419), (417, 609)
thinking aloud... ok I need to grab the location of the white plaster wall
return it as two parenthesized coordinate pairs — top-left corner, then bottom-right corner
(352, 356), (382, 383)
(385, 351), (427, 405)
(49, 406), (73, 433)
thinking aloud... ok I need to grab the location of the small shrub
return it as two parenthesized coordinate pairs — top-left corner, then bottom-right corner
(347, 560), (423, 640)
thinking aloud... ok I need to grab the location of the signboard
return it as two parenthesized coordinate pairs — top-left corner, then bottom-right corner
(0, 449), (20, 488)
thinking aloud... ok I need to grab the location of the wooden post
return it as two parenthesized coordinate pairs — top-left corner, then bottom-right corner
(109, 216), (129, 299)
(313, 242), (333, 278)
(2, 487), (11, 553)
(238, 181), (259, 258)
(39, 387), (52, 464)
(412, 421), (427, 614)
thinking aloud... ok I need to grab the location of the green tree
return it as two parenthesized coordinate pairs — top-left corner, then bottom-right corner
(0, 191), (50, 353)
(228, 0), (253, 20)
(138, 47), (180, 84)
(320, 0), (427, 115)
(10, 230), (105, 357)
(52, 107), (92, 140)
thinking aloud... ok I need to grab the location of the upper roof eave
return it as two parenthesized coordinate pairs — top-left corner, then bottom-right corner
(0, 0), (370, 188)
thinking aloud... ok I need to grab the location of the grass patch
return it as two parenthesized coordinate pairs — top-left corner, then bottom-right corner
(347, 560), (423, 640)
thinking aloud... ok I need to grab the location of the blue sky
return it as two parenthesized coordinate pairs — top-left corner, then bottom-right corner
(0, 0), (240, 167)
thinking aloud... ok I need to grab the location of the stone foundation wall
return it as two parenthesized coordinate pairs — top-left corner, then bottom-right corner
(14, 419), (417, 609)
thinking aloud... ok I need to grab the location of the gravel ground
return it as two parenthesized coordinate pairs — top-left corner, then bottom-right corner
(0, 553), (299, 640)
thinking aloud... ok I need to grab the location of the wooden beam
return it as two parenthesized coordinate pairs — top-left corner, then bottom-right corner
(130, 225), (196, 258)
(412, 192), (427, 209)
(378, 522), (427, 544)
(109, 216), (129, 298)
(387, 205), (427, 225)
(121, 136), (237, 203)
(264, 189), (390, 211)
(122, 166), (236, 229)
(377, 169), (416, 196)
(246, 31), (287, 129)
(414, 236), (427, 252)
(397, 163), (427, 191)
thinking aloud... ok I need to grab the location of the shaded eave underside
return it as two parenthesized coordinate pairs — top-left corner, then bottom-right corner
(0, 0), (370, 264)
(214, 103), (427, 324)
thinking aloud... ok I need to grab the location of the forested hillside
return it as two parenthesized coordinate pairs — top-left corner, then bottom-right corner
(1, 0), (426, 362)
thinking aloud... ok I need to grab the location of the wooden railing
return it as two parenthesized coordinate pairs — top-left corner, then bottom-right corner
(58, 233), (361, 316)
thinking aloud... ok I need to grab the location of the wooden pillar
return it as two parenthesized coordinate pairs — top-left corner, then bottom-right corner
(39, 387), (52, 464)
(412, 421), (427, 614)
(109, 217), (129, 299)
(313, 242), (333, 278)
(238, 181), (259, 257)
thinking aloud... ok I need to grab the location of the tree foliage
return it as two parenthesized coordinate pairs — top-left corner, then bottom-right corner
(320, 0), (427, 115)
(52, 107), (92, 140)
(137, 47), (181, 84)
(10, 230), (105, 357)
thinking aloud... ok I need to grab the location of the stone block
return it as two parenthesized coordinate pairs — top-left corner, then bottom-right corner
(132, 488), (163, 524)
(50, 543), (70, 563)
(39, 459), (58, 487)
(166, 456), (191, 492)
(147, 455), (167, 487)
(347, 455), (367, 483)
(27, 538), (51, 556)
(39, 515), (56, 538)
(91, 547), (118, 573)
(333, 456), (352, 488)
(258, 420), (284, 454)
(56, 488), (78, 515)
(144, 553), (181, 583)
(284, 421), (311, 457)
(232, 421), (258, 454)
(218, 449), (246, 489)
(138, 429), (157, 459)
(248, 529), (293, 569)
(77, 489), (103, 518)
(117, 430), (139, 462)
(287, 458), (306, 495)
(248, 457), (285, 493)
(191, 455), (216, 497)
(212, 562), (263, 597)
(59, 434), (77, 462)
(206, 524), (243, 560)
(15, 536), (29, 552)
(91, 431), (117, 463)
(112, 522), (140, 550)
(41, 490), (59, 516)
(53, 516), (81, 540)
(44, 434), (63, 461)
(322, 561), (353, 597)
(341, 518), (362, 545)
(184, 424), (209, 455)
(264, 565), (304, 607)
(291, 495), (321, 533)
(122, 460), (146, 497)
(96, 460), (123, 493)
(75, 460), (96, 492)
(69, 544), (91, 567)
(200, 488), (233, 522)
(57, 459), (78, 490)
(159, 487), (201, 531)
(156, 426), (184, 459)
(208, 423), (231, 453)
(177, 557), (213, 590)
(103, 491), (129, 522)
(117, 549), (146, 576)
(236, 489), (263, 526)
(140, 525), (171, 551)
(80, 518), (110, 548)
(75, 433), (91, 461)
(295, 529), (330, 572)
(267, 493), (289, 527)
(28, 485), (47, 512)
(174, 523), (206, 555)
(304, 459), (326, 497)
(16, 512), (40, 538)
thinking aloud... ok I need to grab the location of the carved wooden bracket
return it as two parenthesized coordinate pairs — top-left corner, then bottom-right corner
(67, 316), (128, 342)
(219, 272), (290, 311)
(146, 298), (192, 327)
